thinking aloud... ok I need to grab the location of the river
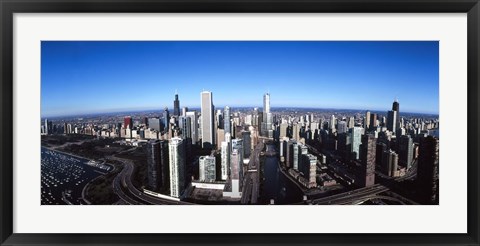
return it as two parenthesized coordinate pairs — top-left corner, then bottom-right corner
(262, 143), (303, 204)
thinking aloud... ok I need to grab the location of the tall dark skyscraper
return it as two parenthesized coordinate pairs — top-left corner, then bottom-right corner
(387, 110), (397, 132)
(158, 140), (170, 189)
(381, 149), (398, 177)
(143, 117), (149, 128)
(398, 135), (414, 169)
(242, 131), (251, 158)
(369, 113), (377, 131)
(173, 92), (180, 116)
(417, 136), (439, 204)
(359, 134), (377, 187)
(392, 99), (399, 111)
(146, 139), (169, 192)
(163, 107), (169, 132)
(392, 98), (400, 130)
(146, 140), (161, 191)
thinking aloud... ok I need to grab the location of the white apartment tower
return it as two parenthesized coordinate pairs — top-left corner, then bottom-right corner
(169, 137), (185, 198)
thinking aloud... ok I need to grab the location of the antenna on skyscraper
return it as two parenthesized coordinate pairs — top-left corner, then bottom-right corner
(175, 89), (178, 95)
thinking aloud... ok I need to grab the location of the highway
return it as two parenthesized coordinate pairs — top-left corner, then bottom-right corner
(108, 155), (193, 205)
(311, 184), (389, 205)
(241, 141), (264, 204)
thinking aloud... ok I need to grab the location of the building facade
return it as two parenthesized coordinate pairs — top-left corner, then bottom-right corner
(201, 91), (215, 149)
(169, 137), (185, 198)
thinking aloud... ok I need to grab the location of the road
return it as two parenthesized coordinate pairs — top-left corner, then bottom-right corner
(108, 155), (192, 205)
(311, 184), (389, 205)
(241, 142), (264, 204)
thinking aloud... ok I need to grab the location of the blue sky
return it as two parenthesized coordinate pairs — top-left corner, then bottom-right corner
(41, 41), (439, 117)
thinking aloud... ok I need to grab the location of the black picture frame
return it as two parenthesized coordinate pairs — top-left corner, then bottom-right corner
(1, 0), (479, 245)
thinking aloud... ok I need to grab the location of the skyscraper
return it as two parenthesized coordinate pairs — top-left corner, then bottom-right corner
(180, 116), (192, 140)
(398, 135), (414, 169)
(186, 111), (198, 145)
(215, 109), (223, 129)
(148, 118), (161, 132)
(173, 92), (180, 116)
(348, 117), (355, 129)
(201, 91), (214, 149)
(392, 98), (400, 130)
(262, 93), (273, 137)
(292, 142), (299, 170)
(221, 141), (230, 180)
(158, 140), (170, 189)
(124, 116), (132, 129)
(229, 148), (242, 196)
(279, 123), (288, 138)
(242, 131), (252, 158)
(169, 137), (185, 198)
(147, 139), (169, 192)
(182, 107), (188, 117)
(199, 156), (216, 182)
(387, 110), (397, 132)
(417, 136), (439, 204)
(350, 127), (363, 159)
(263, 92), (270, 114)
(163, 107), (169, 132)
(392, 98), (399, 111)
(330, 115), (336, 133)
(369, 113), (377, 131)
(147, 140), (161, 191)
(365, 111), (371, 130)
(285, 139), (295, 168)
(299, 153), (317, 188)
(44, 119), (49, 135)
(224, 106), (231, 136)
(231, 139), (244, 182)
(359, 134), (376, 187)
(381, 149), (398, 177)
(337, 121), (347, 134)
(292, 123), (300, 141)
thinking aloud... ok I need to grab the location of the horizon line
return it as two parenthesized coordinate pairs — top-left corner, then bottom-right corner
(41, 106), (439, 119)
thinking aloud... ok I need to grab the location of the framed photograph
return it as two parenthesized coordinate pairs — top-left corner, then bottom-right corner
(1, 0), (479, 245)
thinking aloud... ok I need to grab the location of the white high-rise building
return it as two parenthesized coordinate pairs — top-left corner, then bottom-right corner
(262, 92), (273, 137)
(169, 137), (185, 198)
(221, 141), (230, 180)
(263, 92), (270, 114)
(330, 115), (336, 133)
(224, 106), (231, 136)
(44, 119), (49, 135)
(350, 127), (363, 159)
(201, 91), (214, 148)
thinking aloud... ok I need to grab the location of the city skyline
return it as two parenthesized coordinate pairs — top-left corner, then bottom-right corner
(41, 41), (439, 117)
(41, 91), (439, 205)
